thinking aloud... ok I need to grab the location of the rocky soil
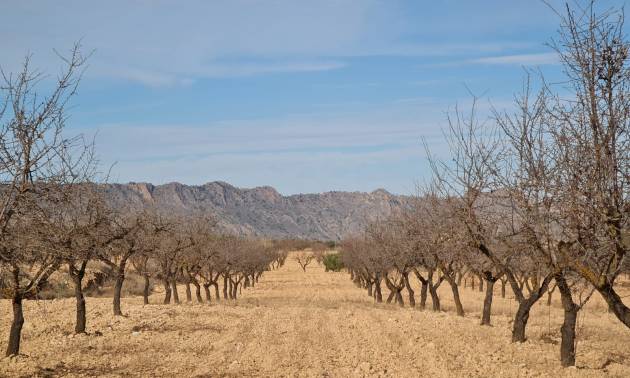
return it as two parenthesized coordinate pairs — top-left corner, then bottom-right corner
(0, 258), (629, 377)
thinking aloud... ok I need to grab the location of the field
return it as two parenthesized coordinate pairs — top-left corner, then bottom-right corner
(1, 256), (629, 377)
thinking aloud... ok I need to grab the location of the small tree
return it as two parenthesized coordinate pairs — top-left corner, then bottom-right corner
(322, 253), (344, 272)
(294, 251), (314, 272)
(0, 44), (92, 356)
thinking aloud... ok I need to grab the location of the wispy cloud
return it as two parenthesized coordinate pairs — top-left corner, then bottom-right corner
(468, 52), (558, 66)
(98, 60), (346, 87)
(1, 1), (561, 87)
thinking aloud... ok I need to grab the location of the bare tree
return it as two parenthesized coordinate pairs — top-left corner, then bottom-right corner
(0, 44), (92, 356)
(294, 251), (314, 272)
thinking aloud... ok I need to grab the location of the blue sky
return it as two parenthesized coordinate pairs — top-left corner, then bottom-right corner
(1, 1), (625, 194)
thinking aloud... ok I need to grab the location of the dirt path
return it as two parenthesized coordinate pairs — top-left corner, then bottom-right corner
(1, 258), (629, 377)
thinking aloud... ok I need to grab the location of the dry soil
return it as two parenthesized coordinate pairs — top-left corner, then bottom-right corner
(1, 257), (629, 377)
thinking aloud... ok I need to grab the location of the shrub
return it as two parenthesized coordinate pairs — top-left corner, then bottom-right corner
(322, 253), (344, 272)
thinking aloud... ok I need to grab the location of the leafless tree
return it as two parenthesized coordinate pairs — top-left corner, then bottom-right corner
(294, 251), (314, 272)
(0, 44), (93, 356)
(97, 212), (143, 316)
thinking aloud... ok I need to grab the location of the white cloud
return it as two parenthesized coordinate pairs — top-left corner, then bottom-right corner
(469, 52), (558, 66)
(0, 1), (396, 86)
(0, 1), (558, 86)
(95, 60), (345, 87)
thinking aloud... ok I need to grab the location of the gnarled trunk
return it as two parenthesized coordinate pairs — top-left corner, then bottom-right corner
(185, 282), (192, 302)
(595, 283), (630, 328)
(113, 267), (126, 316)
(556, 274), (578, 367)
(69, 262), (88, 333)
(72, 274), (87, 333)
(5, 292), (24, 357)
(163, 279), (171, 304)
(374, 276), (383, 303)
(203, 283), (212, 302)
(413, 269), (429, 309)
(231, 279), (239, 299)
(213, 282), (220, 300)
(511, 274), (552, 342)
(142, 275), (150, 305)
(481, 279), (495, 326)
(223, 275), (228, 299)
(192, 279), (203, 303)
(427, 271), (441, 312)
(429, 285), (440, 311)
(384, 275), (404, 307)
(420, 280), (428, 309)
(403, 273), (415, 307)
(442, 270), (464, 316)
(171, 279), (180, 304)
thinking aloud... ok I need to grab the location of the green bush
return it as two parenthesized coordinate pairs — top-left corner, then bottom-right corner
(322, 253), (344, 272)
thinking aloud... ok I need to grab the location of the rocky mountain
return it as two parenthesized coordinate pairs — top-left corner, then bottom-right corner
(102, 181), (413, 240)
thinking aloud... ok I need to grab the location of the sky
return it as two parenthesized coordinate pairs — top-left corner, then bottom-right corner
(1, 0), (625, 195)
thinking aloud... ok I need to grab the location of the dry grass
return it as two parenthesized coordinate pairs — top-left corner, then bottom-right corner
(1, 256), (629, 377)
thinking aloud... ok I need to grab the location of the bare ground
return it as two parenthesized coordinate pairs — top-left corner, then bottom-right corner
(1, 259), (629, 377)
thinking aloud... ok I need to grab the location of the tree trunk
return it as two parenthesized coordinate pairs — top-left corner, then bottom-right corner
(192, 280), (203, 303)
(171, 279), (180, 304)
(450, 281), (464, 316)
(203, 283), (212, 302)
(427, 271), (441, 312)
(384, 276), (403, 306)
(456, 272), (463, 286)
(481, 279), (495, 326)
(163, 279), (171, 304)
(367, 282), (373, 297)
(374, 277), (383, 303)
(386, 290), (395, 304)
(143, 275), (150, 305)
(404, 274), (415, 307)
(185, 282), (192, 302)
(478, 274), (484, 292)
(113, 268), (125, 316)
(5, 292), (24, 356)
(597, 284), (630, 327)
(511, 274), (552, 342)
(395, 289), (404, 307)
(413, 269), (429, 310)
(223, 275), (228, 299)
(213, 282), (221, 300)
(72, 274), (87, 333)
(556, 274), (578, 367)
(501, 280), (506, 298)
(429, 284), (440, 311)
(231, 280), (239, 299)
(420, 280), (428, 309)
(244, 276), (250, 288)
(443, 272), (464, 316)
(69, 262), (88, 333)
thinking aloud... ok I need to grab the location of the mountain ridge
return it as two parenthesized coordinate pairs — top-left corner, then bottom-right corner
(103, 181), (413, 240)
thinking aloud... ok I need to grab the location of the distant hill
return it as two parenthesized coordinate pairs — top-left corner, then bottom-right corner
(102, 181), (413, 240)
